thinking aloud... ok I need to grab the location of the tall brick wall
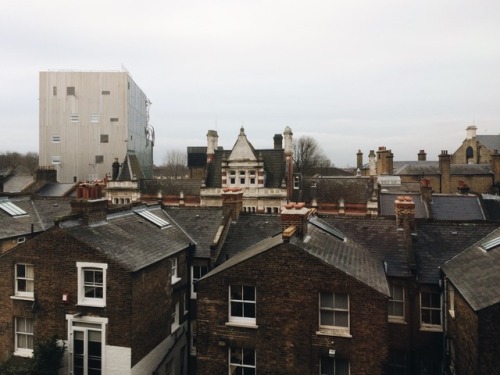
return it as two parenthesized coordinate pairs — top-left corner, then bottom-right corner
(478, 303), (500, 374)
(196, 243), (389, 375)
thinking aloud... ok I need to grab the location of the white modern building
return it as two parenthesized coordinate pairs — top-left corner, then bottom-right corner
(39, 70), (154, 183)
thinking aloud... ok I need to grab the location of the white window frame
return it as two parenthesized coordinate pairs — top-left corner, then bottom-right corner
(66, 315), (108, 375)
(229, 347), (256, 374)
(228, 284), (256, 326)
(14, 263), (34, 299)
(388, 283), (405, 322)
(77, 262), (107, 307)
(420, 291), (442, 331)
(14, 317), (34, 357)
(447, 281), (455, 319)
(318, 292), (351, 337)
(171, 258), (181, 284)
(191, 265), (208, 299)
(320, 357), (350, 375)
(190, 320), (197, 355)
(229, 170), (236, 185)
(171, 301), (180, 333)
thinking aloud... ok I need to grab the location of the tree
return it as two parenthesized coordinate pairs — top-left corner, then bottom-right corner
(0, 152), (39, 173)
(292, 136), (331, 175)
(156, 149), (188, 178)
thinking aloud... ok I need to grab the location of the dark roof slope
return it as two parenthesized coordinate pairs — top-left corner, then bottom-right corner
(302, 177), (374, 204)
(477, 134), (500, 152)
(432, 195), (485, 221)
(379, 192), (428, 218)
(140, 179), (202, 196)
(0, 197), (72, 239)
(322, 216), (411, 278)
(61, 206), (192, 272)
(164, 207), (225, 258)
(412, 221), (498, 284)
(442, 227), (500, 311)
(217, 214), (282, 265)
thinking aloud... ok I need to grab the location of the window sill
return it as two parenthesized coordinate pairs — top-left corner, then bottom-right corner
(171, 324), (180, 333)
(448, 310), (455, 319)
(388, 317), (407, 324)
(420, 325), (443, 333)
(10, 295), (35, 302)
(225, 322), (258, 329)
(316, 329), (352, 338)
(14, 350), (33, 358)
(77, 301), (105, 308)
(171, 277), (181, 285)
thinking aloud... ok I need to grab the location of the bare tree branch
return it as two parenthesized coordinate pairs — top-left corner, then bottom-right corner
(292, 136), (331, 175)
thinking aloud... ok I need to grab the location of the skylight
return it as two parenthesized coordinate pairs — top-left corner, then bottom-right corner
(135, 210), (170, 229)
(0, 201), (28, 217)
(482, 236), (500, 251)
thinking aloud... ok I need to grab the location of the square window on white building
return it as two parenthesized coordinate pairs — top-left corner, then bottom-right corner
(52, 135), (61, 143)
(70, 114), (79, 123)
(52, 156), (61, 165)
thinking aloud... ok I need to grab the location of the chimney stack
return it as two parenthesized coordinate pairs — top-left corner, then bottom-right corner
(206, 130), (219, 163)
(70, 198), (108, 226)
(418, 150), (427, 161)
(36, 166), (58, 183)
(281, 203), (310, 239)
(439, 150), (451, 193)
(356, 150), (363, 171)
(222, 187), (243, 221)
(377, 147), (394, 176)
(368, 150), (376, 176)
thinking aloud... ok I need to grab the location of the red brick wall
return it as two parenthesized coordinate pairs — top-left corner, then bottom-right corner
(196, 242), (389, 375)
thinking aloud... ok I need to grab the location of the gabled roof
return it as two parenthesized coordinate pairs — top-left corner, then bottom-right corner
(0, 196), (72, 240)
(476, 134), (500, 152)
(164, 206), (225, 258)
(393, 161), (492, 176)
(227, 128), (258, 162)
(118, 153), (145, 181)
(61, 206), (192, 272)
(442, 227), (500, 311)
(207, 215), (389, 296)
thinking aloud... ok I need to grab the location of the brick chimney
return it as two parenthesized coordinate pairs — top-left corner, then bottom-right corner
(281, 203), (310, 239)
(438, 150), (451, 193)
(368, 150), (376, 176)
(418, 150), (427, 161)
(491, 150), (500, 185)
(356, 150), (363, 170)
(284, 127), (294, 201)
(222, 187), (243, 221)
(394, 196), (417, 274)
(70, 198), (108, 225)
(376, 147), (394, 175)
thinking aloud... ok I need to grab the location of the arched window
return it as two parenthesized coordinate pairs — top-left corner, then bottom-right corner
(466, 146), (474, 163)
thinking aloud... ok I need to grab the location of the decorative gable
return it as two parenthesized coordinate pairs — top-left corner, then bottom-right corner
(228, 128), (258, 162)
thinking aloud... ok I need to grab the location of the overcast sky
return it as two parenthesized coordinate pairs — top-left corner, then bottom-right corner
(1, 0), (499, 167)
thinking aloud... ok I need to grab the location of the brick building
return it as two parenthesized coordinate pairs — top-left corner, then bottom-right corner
(196, 205), (390, 374)
(0, 192), (192, 375)
(441, 227), (500, 375)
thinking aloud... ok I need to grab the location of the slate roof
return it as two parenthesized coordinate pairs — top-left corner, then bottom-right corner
(322, 216), (411, 278)
(216, 214), (282, 265)
(302, 177), (374, 204)
(118, 153), (145, 181)
(431, 195), (486, 221)
(140, 179), (202, 196)
(411, 221), (498, 284)
(35, 183), (77, 197)
(379, 192), (428, 218)
(441, 227), (500, 311)
(206, 216), (390, 296)
(477, 134), (500, 152)
(61, 206), (192, 272)
(0, 196), (72, 239)
(393, 161), (492, 176)
(164, 206), (225, 258)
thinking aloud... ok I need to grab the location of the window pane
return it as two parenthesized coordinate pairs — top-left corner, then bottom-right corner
(431, 310), (441, 325)
(320, 311), (334, 326)
(421, 293), (430, 308)
(244, 303), (255, 318)
(231, 301), (243, 317)
(231, 285), (242, 300)
(243, 286), (255, 301)
(243, 348), (255, 365)
(17, 265), (26, 278)
(335, 294), (348, 309)
(422, 309), (431, 323)
(335, 311), (349, 327)
(320, 293), (333, 308)
(393, 285), (403, 300)
(431, 293), (440, 308)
